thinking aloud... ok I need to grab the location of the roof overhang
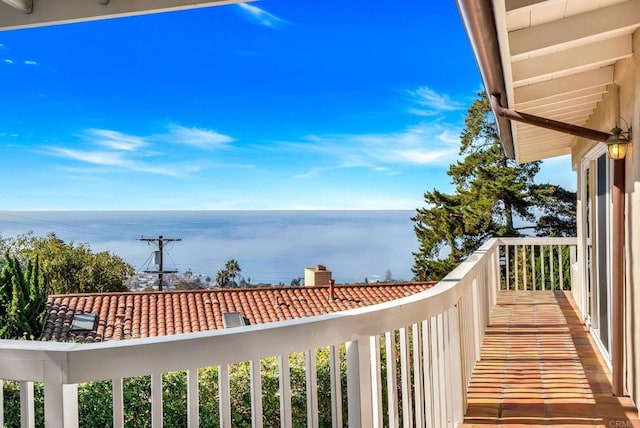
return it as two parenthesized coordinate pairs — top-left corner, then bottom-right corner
(0, 0), (243, 31)
(457, 0), (640, 163)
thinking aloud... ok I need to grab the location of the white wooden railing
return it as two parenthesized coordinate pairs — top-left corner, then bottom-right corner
(0, 237), (577, 427)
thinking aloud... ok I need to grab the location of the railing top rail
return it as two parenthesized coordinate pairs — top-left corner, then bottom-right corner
(0, 237), (507, 384)
(497, 236), (577, 245)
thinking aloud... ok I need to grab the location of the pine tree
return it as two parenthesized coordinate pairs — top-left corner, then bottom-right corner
(412, 93), (576, 281)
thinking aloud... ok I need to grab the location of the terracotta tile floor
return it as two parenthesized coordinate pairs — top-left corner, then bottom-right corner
(460, 291), (640, 428)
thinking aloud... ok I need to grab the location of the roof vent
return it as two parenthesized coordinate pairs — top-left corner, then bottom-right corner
(70, 313), (98, 331)
(222, 312), (250, 328)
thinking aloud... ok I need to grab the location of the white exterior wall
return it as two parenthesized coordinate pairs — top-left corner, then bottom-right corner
(571, 28), (640, 407)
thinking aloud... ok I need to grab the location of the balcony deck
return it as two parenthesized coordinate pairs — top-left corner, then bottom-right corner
(461, 291), (640, 428)
(3, 237), (640, 427)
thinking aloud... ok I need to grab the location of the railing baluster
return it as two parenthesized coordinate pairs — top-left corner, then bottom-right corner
(305, 350), (319, 428)
(531, 245), (535, 290)
(412, 323), (424, 428)
(20, 381), (35, 428)
(329, 345), (343, 428)
(250, 360), (263, 428)
(369, 336), (383, 428)
(550, 245), (555, 290)
(443, 311), (454, 427)
(558, 245), (564, 289)
(540, 246), (547, 290)
(187, 368), (199, 428)
(278, 355), (292, 428)
(0, 379), (3, 428)
(385, 331), (399, 428)
(471, 279), (481, 364)
(399, 327), (413, 428)
(448, 304), (464, 426)
(523, 244), (528, 290)
(63, 384), (79, 428)
(400, 327), (413, 428)
(504, 245), (511, 290)
(346, 338), (372, 428)
(151, 373), (163, 428)
(431, 316), (444, 428)
(112, 378), (124, 428)
(515, 245), (519, 290)
(219, 365), (232, 428)
(421, 320), (433, 428)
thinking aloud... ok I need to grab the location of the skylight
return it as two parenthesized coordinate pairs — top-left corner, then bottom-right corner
(70, 313), (97, 331)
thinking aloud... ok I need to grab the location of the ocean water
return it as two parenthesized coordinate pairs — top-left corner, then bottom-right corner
(0, 211), (418, 284)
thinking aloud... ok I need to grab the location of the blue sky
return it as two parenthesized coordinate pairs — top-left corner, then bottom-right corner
(0, 0), (574, 210)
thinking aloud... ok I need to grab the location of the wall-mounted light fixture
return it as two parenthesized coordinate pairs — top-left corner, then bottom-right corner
(606, 118), (632, 160)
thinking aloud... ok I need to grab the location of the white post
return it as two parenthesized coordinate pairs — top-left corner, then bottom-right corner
(385, 332), (399, 428)
(531, 245), (536, 290)
(558, 245), (564, 289)
(448, 305), (464, 426)
(412, 323), (424, 428)
(442, 313), (454, 427)
(430, 316), (444, 428)
(0, 379), (4, 427)
(250, 360), (263, 428)
(399, 327), (413, 428)
(43, 360), (78, 428)
(550, 245), (555, 290)
(20, 381), (35, 428)
(541, 245), (546, 290)
(505, 244), (510, 290)
(515, 245), (519, 290)
(112, 378), (124, 428)
(421, 320), (433, 428)
(151, 373), (163, 428)
(523, 245), (528, 289)
(219, 365), (231, 428)
(329, 345), (343, 428)
(187, 368), (199, 428)
(278, 355), (292, 428)
(369, 335), (383, 428)
(346, 338), (372, 428)
(63, 384), (78, 428)
(305, 350), (319, 428)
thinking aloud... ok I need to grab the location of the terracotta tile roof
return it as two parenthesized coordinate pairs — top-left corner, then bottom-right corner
(42, 282), (436, 343)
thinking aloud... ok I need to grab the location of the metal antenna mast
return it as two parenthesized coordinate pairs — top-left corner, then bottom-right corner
(139, 235), (181, 291)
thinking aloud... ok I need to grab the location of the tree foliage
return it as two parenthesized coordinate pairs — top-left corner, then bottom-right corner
(0, 253), (47, 339)
(0, 232), (133, 295)
(412, 93), (576, 281)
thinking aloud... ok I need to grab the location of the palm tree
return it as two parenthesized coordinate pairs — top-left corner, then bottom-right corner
(225, 259), (241, 288)
(215, 269), (230, 288)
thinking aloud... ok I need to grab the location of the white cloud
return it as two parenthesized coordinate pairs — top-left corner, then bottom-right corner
(3, 59), (13, 65)
(24, 60), (39, 66)
(45, 124), (236, 177)
(49, 147), (128, 167)
(167, 125), (235, 148)
(408, 86), (465, 116)
(237, 3), (287, 28)
(285, 122), (462, 178)
(85, 129), (148, 151)
(47, 146), (195, 177)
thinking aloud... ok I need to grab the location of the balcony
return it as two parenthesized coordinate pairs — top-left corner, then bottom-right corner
(0, 237), (638, 427)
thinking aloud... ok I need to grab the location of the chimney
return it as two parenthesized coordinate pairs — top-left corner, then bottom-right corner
(304, 264), (332, 287)
(329, 279), (335, 301)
